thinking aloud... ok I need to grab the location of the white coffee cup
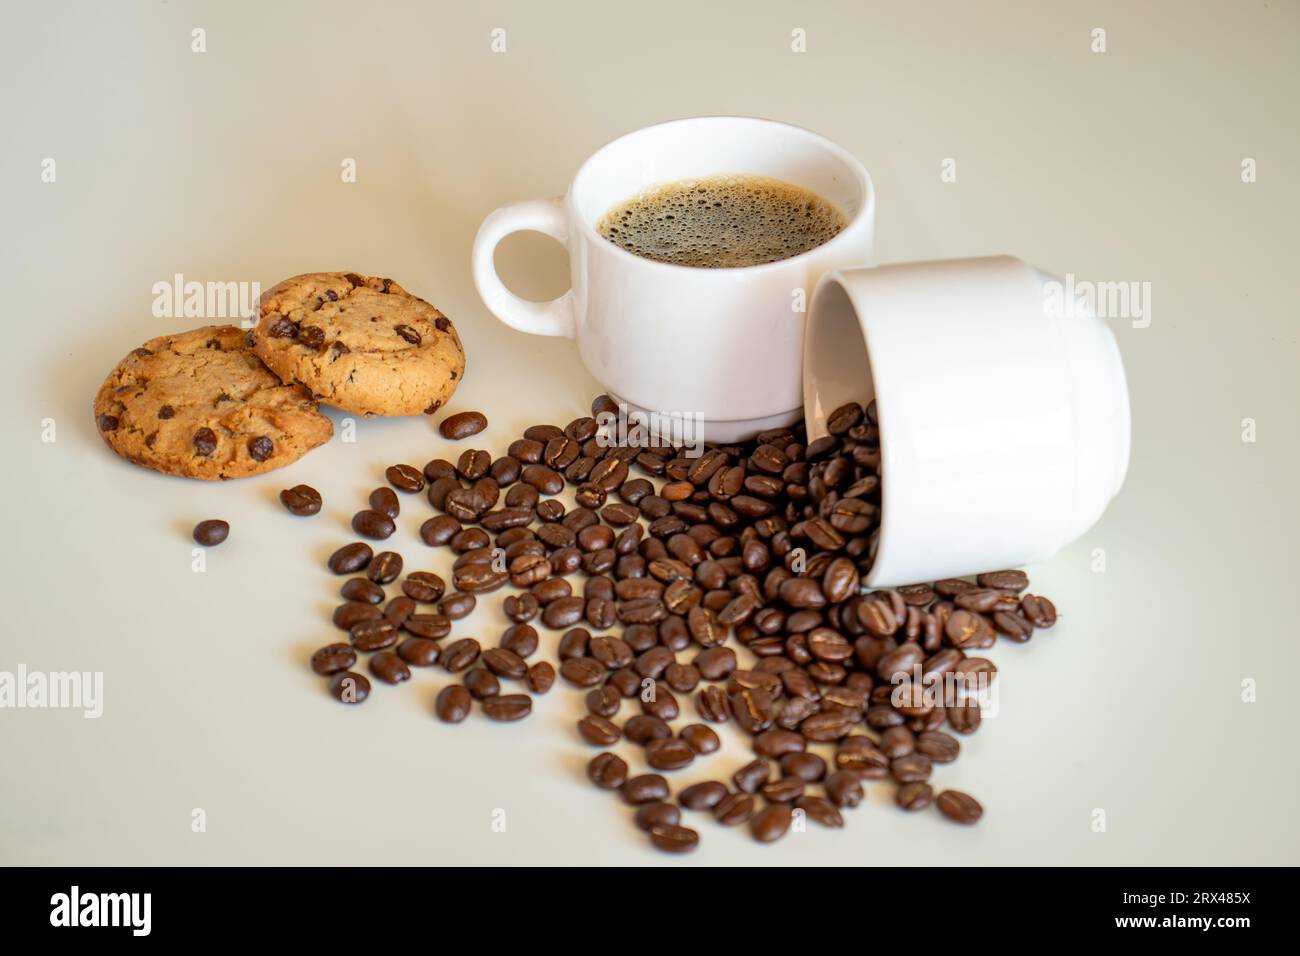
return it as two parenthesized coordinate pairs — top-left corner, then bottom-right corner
(472, 116), (875, 443)
(803, 256), (1132, 587)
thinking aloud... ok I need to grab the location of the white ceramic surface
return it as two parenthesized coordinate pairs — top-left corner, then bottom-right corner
(804, 256), (1132, 587)
(472, 116), (875, 443)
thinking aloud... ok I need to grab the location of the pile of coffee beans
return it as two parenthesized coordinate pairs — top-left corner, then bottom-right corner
(308, 396), (1058, 853)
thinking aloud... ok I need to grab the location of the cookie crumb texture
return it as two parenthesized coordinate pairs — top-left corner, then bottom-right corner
(251, 272), (465, 417)
(93, 325), (333, 480)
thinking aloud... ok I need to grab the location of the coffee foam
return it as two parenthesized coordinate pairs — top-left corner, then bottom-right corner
(596, 174), (847, 268)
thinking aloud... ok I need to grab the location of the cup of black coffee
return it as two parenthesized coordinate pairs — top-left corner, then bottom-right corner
(472, 116), (875, 442)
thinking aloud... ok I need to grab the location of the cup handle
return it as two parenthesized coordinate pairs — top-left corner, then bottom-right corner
(472, 198), (576, 338)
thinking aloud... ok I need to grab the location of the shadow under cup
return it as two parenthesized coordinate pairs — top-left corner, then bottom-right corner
(567, 117), (875, 444)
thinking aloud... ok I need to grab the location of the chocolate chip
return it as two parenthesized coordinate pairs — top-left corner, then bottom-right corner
(326, 289), (339, 301)
(97, 414), (119, 432)
(394, 324), (421, 345)
(435, 316), (451, 332)
(131, 347), (153, 358)
(331, 340), (350, 356)
(267, 316), (298, 338)
(248, 436), (274, 461)
(298, 325), (325, 349)
(158, 405), (175, 419)
(193, 427), (217, 456)
(344, 272), (365, 286)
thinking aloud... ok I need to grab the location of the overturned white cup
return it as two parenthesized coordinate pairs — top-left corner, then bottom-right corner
(804, 256), (1131, 587)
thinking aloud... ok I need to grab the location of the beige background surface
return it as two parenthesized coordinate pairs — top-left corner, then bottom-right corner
(1, 0), (1297, 866)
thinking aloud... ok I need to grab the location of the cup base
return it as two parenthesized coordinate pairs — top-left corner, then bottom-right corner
(604, 392), (802, 446)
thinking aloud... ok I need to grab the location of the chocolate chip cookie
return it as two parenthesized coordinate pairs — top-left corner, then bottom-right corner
(250, 272), (465, 417)
(93, 325), (333, 480)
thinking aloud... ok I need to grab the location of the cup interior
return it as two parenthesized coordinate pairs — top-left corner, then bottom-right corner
(570, 117), (870, 239)
(803, 276), (874, 439)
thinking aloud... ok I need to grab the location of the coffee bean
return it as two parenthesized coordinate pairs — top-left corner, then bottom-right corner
(464, 668), (500, 699)
(328, 671), (370, 704)
(696, 685), (729, 723)
(577, 714), (621, 746)
(192, 519), (229, 546)
(977, 569), (1029, 591)
(454, 562), (508, 593)
(588, 752), (628, 789)
(648, 824), (699, 854)
(350, 619), (399, 651)
(504, 593), (540, 623)
(794, 795), (844, 828)
(634, 801), (681, 832)
(441, 411), (488, 440)
(482, 647), (527, 680)
(762, 776), (805, 803)
(948, 699), (982, 734)
(993, 610), (1033, 641)
(501, 623), (539, 658)
(825, 770), (866, 808)
(310, 643), (356, 675)
(440, 591), (477, 619)
(397, 638), (440, 667)
(750, 803), (793, 843)
(622, 774), (670, 805)
(896, 782), (934, 811)
(945, 609), (995, 649)
(679, 781), (728, 811)
(369, 487), (401, 519)
(586, 685), (621, 718)
(352, 509), (396, 540)
(543, 596), (587, 629)
(890, 753), (932, 783)
(559, 657), (605, 688)
(646, 737), (695, 771)
(679, 723), (720, 755)
(916, 730), (960, 763)
(384, 596), (417, 626)
(1020, 594), (1057, 627)
(936, 789), (983, 824)
(752, 728), (805, 758)
(733, 759), (771, 794)
(695, 646), (738, 681)
(457, 449), (492, 480)
(713, 792), (755, 826)
(781, 752), (827, 782)
(881, 726), (915, 759)
(625, 715), (672, 745)
(800, 710), (855, 742)
(369, 650), (411, 685)
(386, 463), (426, 493)
(403, 571), (446, 603)
(341, 577), (385, 604)
(482, 693), (532, 721)
(435, 684), (472, 723)
(280, 484), (322, 515)
(403, 614), (450, 640)
(441, 638), (481, 673)
(822, 557), (859, 603)
(367, 551), (403, 584)
(334, 601), (383, 630)
(526, 661), (555, 694)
